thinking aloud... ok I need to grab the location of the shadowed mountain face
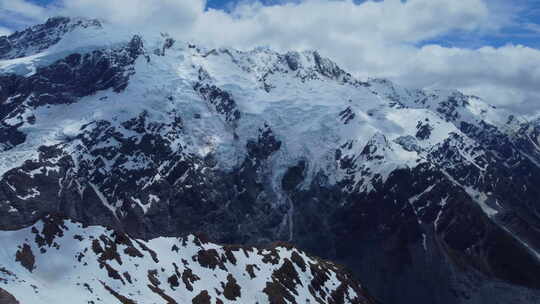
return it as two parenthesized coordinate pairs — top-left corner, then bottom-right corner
(1, 17), (540, 304)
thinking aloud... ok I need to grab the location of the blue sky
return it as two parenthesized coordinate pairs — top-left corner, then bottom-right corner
(1, 0), (540, 115)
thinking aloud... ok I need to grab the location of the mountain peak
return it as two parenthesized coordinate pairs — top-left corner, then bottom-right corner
(0, 16), (102, 60)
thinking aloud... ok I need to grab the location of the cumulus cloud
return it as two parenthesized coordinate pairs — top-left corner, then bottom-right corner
(0, 26), (11, 36)
(396, 44), (540, 114)
(0, 0), (539, 115)
(0, 0), (50, 28)
(60, 0), (204, 30)
(0, 0), (48, 19)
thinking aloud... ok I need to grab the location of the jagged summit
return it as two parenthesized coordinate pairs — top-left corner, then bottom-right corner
(0, 17), (102, 60)
(1, 18), (540, 304)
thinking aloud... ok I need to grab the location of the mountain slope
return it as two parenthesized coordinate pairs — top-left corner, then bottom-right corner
(1, 17), (540, 303)
(0, 214), (374, 304)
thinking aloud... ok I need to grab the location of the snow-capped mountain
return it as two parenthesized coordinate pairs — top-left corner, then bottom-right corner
(1, 17), (540, 303)
(0, 214), (374, 304)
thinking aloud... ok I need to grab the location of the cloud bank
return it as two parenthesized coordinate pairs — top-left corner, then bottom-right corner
(1, 0), (539, 116)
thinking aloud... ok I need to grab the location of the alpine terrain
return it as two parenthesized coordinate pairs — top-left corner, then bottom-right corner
(1, 17), (540, 304)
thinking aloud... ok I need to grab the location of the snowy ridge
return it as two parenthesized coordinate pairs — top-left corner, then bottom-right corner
(0, 18), (527, 189)
(0, 215), (374, 304)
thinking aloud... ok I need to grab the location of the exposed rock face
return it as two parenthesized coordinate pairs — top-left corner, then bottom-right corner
(0, 288), (20, 304)
(1, 17), (540, 304)
(0, 34), (145, 153)
(0, 215), (375, 304)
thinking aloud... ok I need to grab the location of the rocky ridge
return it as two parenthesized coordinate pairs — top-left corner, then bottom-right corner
(0, 214), (375, 304)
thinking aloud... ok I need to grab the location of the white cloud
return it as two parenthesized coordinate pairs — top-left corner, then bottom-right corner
(1, 0), (539, 115)
(0, 26), (12, 36)
(525, 23), (540, 34)
(0, 0), (48, 20)
(396, 44), (540, 114)
(59, 0), (205, 30)
(0, 0), (50, 28)
(190, 0), (492, 47)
